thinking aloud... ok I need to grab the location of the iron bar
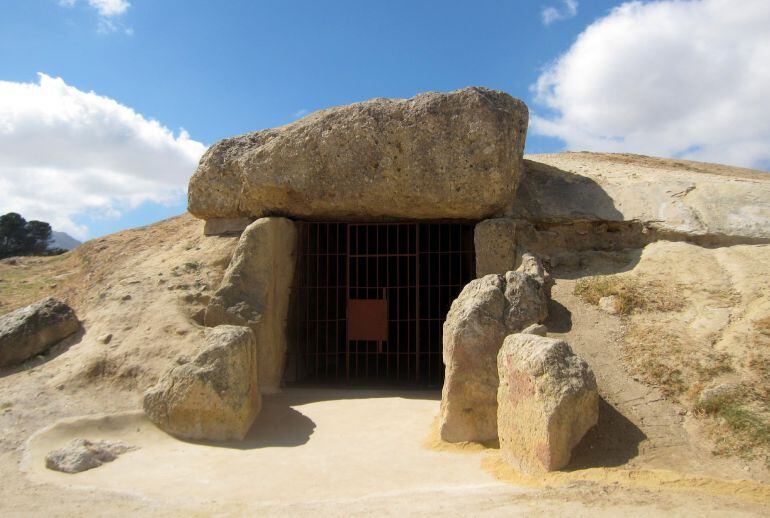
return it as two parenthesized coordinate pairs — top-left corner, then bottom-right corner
(286, 221), (474, 386)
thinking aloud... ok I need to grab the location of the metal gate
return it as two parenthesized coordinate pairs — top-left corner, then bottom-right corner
(285, 221), (475, 386)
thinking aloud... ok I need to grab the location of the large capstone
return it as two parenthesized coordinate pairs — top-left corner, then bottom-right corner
(0, 297), (80, 368)
(439, 257), (549, 443)
(497, 333), (598, 473)
(143, 325), (260, 441)
(188, 87), (528, 221)
(205, 217), (297, 393)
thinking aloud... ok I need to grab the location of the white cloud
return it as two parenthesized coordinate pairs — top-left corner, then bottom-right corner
(60, 0), (129, 17)
(532, 0), (770, 170)
(542, 0), (578, 25)
(292, 108), (309, 118)
(59, 0), (131, 33)
(0, 74), (206, 239)
(86, 0), (130, 17)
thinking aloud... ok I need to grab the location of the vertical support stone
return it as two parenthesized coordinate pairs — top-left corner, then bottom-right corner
(497, 333), (598, 473)
(143, 325), (260, 441)
(474, 218), (517, 277)
(203, 217), (254, 236)
(205, 217), (297, 394)
(440, 257), (550, 444)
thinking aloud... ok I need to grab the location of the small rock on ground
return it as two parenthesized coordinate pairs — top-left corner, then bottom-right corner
(598, 295), (621, 315)
(697, 383), (739, 406)
(45, 438), (136, 474)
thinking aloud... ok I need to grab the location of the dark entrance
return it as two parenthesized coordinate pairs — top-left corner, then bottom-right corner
(285, 222), (475, 387)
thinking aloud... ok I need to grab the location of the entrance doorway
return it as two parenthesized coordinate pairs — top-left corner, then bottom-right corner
(285, 222), (475, 387)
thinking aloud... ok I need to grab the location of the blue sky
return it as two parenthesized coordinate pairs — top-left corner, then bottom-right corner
(1, 1), (768, 239)
(2, 0), (609, 146)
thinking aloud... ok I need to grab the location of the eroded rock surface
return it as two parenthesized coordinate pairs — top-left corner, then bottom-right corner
(474, 218), (518, 277)
(440, 257), (549, 443)
(0, 297), (80, 368)
(143, 325), (260, 441)
(189, 87), (528, 221)
(45, 439), (135, 474)
(518, 153), (770, 244)
(205, 217), (297, 393)
(497, 334), (598, 473)
(521, 323), (548, 336)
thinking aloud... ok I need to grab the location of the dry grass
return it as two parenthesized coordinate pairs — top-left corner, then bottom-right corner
(575, 274), (734, 396)
(695, 388), (770, 464)
(575, 271), (770, 465)
(747, 351), (770, 400)
(754, 316), (770, 337)
(0, 253), (84, 316)
(622, 323), (733, 398)
(574, 275), (685, 315)
(0, 215), (209, 318)
(625, 323), (768, 464)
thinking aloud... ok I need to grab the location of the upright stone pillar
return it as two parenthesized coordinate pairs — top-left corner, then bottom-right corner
(474, 218), (517, 277)
(205, 217), (297, 393)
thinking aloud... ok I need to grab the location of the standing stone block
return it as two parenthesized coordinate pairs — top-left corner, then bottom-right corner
(143, 325), (260, 441)
(203, 217), (253, 236)
(205, 217), (297, 393)
(474, 218), (517, 277)
(497, 334), (598, 473)
(440, 257), (549, 443)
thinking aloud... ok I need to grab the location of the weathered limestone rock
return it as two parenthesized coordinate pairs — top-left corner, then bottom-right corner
(515, 252), (554, 298)
(505, 259), (552, 327)
(475, 218), (517, 277)
(440, 258), (549, 443)
(598, 295), (621, 315)
(521, 323), (548, 336)
(518, 153), (770, 244)
(205, 217), (297, 393)
(0, 297), (80, 368)
(45, 439), (135, 474)
(497, 334), (598, 473)
(203, 217), (253, 236)
(143, 325), (260, 441)
(697, 383), (739, 407)
(189, 87), (528, 221)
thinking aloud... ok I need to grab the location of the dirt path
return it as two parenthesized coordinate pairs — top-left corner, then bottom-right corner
(547, 274), (755, 481)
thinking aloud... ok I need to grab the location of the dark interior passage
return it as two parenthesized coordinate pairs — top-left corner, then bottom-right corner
(285, 221), (475, 387)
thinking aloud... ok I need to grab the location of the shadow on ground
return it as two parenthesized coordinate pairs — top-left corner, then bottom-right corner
(566, 396), (647, 470)
(233, 395), (318, 449)
(544, 299), (572, 333)
(550, 249), (644, 281)
(280, 386), (442, 404)
(201, 387), (441, 451)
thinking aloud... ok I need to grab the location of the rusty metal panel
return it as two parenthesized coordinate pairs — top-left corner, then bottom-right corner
(347, 298), (388, 341)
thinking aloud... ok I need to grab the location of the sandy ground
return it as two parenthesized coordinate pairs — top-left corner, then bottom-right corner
(550, 276), (746, 478)
(21, 390), (520, 513)
(6, 388), (768, 517)
(1, 212), (768, 515)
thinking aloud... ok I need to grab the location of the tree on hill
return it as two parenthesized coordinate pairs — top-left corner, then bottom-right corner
(0, 212), (66, 259)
